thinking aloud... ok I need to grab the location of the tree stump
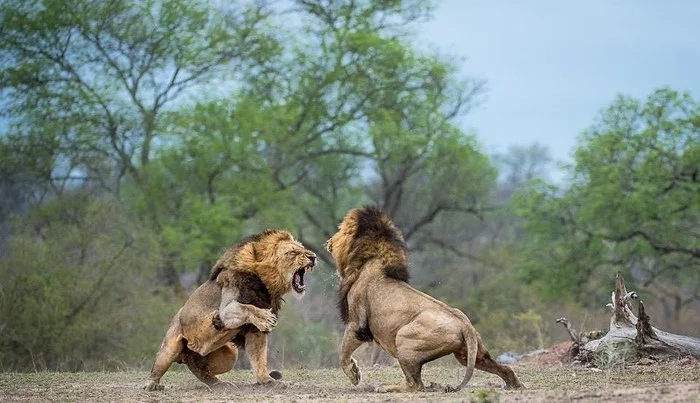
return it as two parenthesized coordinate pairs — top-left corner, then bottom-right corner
(555, 317), (604, 360)
(575, 272), (700, 364)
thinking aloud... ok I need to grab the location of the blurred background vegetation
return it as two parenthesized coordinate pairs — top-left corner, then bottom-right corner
(1, 0), (698, 372)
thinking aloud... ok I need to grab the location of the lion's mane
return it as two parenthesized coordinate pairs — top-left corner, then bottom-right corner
(209, 229), (296, 314)
(334, 205), (409, 323)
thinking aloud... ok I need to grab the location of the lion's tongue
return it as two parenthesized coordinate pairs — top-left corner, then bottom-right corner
(293, 270), (305, 291)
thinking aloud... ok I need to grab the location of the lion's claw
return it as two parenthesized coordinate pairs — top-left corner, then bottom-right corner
(343, 357), (361, 386)
(255, 309), (277, 332)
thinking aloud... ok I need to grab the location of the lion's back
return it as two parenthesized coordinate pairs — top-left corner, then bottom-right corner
(179, 280), (221, 333)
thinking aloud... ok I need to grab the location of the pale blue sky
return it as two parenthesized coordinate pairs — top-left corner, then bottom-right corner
(420, 0), (700, 166)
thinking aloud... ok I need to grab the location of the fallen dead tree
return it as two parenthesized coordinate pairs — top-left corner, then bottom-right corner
(558, 272), (700, 365)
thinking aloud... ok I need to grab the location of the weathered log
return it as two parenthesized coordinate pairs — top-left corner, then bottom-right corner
(556, 317), (604, 359)
(556, 317), (578, 343)
(578, 272), (700, 363)
(556, 317), (580, 359)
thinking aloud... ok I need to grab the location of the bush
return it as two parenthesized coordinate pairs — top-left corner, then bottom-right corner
(0, 194), (173, 371)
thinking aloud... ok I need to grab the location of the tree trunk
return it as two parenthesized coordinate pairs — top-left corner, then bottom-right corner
(577, 272), (700, 363)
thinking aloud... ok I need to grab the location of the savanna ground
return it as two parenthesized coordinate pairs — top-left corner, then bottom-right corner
(2, 356), (699, 403)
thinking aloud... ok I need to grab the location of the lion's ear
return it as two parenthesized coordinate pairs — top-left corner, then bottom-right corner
(209, 261), (225, 281)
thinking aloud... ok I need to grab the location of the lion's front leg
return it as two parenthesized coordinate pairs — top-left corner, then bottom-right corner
(244, 331), (277, 384)
(214, 302), (277, 332)
(144, 312), (185, 391)
(215, 289), (277, 332)
(340, 324), (364, 386)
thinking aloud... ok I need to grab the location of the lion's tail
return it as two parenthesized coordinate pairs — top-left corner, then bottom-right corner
(454, 321), (478, 391)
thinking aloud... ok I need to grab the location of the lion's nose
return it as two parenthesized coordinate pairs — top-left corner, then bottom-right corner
(308, 254), (316, 265)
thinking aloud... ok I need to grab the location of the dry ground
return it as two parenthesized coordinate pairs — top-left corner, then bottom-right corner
(1, 360), (699, 403)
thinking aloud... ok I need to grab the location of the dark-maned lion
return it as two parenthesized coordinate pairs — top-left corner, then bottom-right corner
(144, 229), (316, 391)
(325, 206), (523, 392)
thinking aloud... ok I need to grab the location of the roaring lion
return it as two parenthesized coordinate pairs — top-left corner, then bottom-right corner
(144, 229), (317, 391)
(325, 206), (523, 392)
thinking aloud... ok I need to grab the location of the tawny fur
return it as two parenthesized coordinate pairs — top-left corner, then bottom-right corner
(327, 206), (523, 392)
(144, 229), (316, 391)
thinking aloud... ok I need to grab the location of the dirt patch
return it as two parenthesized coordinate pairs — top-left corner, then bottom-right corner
(1, 360), (699, 402)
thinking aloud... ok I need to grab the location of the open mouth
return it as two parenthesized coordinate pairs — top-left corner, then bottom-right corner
(292, 264), (314, 294)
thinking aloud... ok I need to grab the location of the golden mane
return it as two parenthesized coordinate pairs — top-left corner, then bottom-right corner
(329, 205), (409, 323)
(210, 229), (296, 298)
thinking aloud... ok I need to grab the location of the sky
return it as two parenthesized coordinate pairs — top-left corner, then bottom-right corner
(419, 0), (700, 167)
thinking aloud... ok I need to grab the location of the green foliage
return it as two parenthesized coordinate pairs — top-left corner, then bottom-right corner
(515, 88), (700, 304)
(270, 305), (341, 369)
(0, 194), (174, 371)
(471, 388), (500, 403)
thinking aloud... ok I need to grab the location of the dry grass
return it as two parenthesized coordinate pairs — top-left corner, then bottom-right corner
(1, 360), (699, 402)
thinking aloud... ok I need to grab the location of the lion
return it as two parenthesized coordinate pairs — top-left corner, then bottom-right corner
(325, 206), (523, 392)
(144, 229), (317, 391)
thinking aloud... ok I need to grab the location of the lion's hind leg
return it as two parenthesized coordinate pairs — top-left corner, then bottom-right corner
(184, 344), (238, 391)
(465, 349), (523, 389)
(385, 359), (425, 392)
(384, 313), (462, 393)
(197, 343), (239, 375)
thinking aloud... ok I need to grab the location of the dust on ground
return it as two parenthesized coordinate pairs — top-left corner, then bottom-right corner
(1, 357), (699, 402)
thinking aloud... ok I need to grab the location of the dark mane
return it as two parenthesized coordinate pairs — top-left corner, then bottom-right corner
(336, 205), (411, 324)
(352, 205), (410, 282)
(338, 290), (350, 323)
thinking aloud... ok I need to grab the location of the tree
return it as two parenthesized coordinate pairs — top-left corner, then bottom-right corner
(134, 0), (494, 273)
(0, 0), (278, 196)
(515, 88), (700, 317)
(494, 142), (554, 193)
(0, 0), (508, 368)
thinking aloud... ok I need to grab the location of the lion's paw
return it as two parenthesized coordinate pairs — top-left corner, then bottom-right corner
(343, 357), (362, 386)
(504, 381), (526, 390)
(212, 311), (224, 330)
(420, 381), (445, 392)
(442, 384), (457, 393)
(255, 309), (277, 332)
(255, 377), (285, 388)
(143, 380), (164, 391)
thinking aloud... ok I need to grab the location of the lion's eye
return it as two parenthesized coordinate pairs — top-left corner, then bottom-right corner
(288, 251), (299, 256)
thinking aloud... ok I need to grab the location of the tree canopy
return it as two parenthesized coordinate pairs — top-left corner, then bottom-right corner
(515, 88), (700, 313)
